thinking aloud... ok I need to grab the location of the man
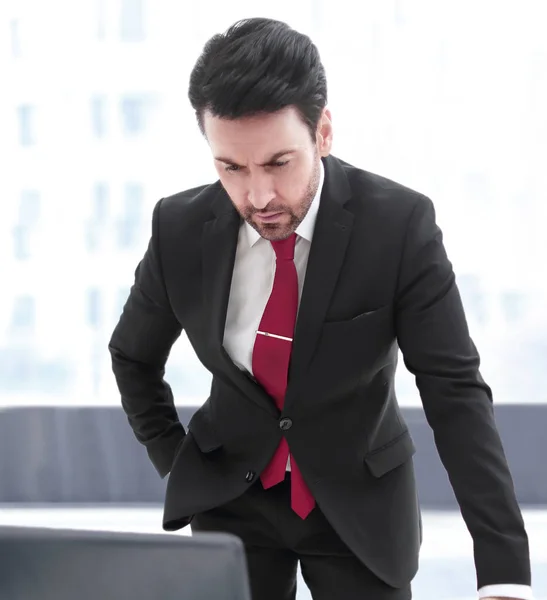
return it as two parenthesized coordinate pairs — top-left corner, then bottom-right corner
(109, 17), (532, 600)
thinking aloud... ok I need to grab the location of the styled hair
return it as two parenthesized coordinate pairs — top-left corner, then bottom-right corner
(188, 18), (327, 141)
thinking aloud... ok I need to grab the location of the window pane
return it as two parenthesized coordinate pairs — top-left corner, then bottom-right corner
(86, 288), (102, 328)
(123, 182), (143, 214)
(92, 183), (109, 222)
(120, 96), (146, 135)
(120, 0), (145, 42)
(12, 226), (31, 260)
(95, 0), (106, 40)
(19, 190), (41, 225)
(91, 96), (107, 137)
(17, 105), (35, 146)
(10, 296), (36, 334)
(10, 19), (21, 57)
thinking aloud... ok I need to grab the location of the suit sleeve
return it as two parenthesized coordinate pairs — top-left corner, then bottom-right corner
(394, 195), (531, 590)
(108, 198), (185, 478)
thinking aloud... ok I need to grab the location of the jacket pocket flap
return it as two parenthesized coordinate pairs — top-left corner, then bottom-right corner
(364, 430), (416, 478)
(188, 410), (223, 453)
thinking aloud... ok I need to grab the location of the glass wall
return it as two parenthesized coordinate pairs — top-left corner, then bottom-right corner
(2, 0), (546, 407)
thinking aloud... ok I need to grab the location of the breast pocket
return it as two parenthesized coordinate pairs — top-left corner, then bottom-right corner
(323, 304), (392, 330)
(320, 304), (394, 352)
(313, 304), (395, 381)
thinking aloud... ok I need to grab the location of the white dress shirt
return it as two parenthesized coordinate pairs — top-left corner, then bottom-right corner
(221, 160), (532, 600)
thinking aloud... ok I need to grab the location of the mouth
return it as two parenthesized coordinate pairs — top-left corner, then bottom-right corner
(254, 212), (284, 223)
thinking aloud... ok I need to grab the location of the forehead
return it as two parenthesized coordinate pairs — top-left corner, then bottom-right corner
(204, 106), (310, 162)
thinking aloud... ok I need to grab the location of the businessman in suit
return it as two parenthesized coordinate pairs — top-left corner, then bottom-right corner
(109, 17), (532, 600)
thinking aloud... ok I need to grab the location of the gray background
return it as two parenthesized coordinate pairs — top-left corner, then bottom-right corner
(1, 404), (544, 505)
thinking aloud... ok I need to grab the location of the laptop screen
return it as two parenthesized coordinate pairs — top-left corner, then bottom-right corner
(0, 526), (251, 600)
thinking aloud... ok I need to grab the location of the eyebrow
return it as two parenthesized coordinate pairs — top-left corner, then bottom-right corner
(214, 149), (297, 167)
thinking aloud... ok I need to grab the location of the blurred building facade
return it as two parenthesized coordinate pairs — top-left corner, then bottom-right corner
(1, 0), (546, 407)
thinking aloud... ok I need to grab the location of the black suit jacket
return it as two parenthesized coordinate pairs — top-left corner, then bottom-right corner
(109, 155), (530, 590)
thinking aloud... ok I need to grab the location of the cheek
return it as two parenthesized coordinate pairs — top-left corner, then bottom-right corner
(281, 167), (308, 197)
(223, 176), (245, 194)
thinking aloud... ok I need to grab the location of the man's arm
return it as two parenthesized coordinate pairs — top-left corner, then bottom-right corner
(108, 198), (185, 478)
(394, 195), (532, 597)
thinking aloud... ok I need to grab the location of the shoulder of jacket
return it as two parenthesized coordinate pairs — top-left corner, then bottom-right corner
(159, 180), (222, 214)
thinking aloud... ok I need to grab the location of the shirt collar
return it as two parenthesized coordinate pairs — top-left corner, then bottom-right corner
(243, 159), (325, 247)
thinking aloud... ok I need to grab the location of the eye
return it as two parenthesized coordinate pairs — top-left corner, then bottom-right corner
(224, 160), (289, 173)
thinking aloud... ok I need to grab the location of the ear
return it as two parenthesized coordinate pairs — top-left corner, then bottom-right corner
(316, 108), (333, 157)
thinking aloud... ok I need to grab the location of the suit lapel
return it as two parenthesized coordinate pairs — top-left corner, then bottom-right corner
(286, 156), (354, 401)
(202, 187), (278, 416)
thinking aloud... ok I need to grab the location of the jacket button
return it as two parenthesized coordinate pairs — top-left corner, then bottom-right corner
(279, 418), (293, 431)
(245, 471), (255, 483)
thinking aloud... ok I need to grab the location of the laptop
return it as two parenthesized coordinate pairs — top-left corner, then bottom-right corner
(0, 525), (251, 600)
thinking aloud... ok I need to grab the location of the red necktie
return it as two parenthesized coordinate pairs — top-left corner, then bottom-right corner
(252, 233), (316, 519)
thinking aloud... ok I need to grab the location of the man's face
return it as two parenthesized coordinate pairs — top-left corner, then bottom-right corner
(204, 106), (332, 241)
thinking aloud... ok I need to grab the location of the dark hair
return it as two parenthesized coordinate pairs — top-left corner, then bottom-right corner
(188, 18), (327, 141)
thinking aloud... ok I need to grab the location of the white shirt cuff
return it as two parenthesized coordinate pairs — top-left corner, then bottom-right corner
(478, 583), (534, 599)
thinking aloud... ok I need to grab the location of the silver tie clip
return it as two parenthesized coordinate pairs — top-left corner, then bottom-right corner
(256, 330), (293, 342)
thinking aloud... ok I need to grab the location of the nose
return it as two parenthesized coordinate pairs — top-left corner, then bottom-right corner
(248, 174), (275, 209)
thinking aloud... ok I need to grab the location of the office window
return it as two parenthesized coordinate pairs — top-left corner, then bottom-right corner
(124, 182), (144, 212)
(85, 183), (109, 252)
(92, 183), (109, 222)
(13, 226), (31, 260)
(464, 171), (493, 209)
(95, 0), (106, 40)
(85, 222), (100, 253)
(501, 291), (525, 324)
(19, 190), (41, 225)
(457, 274), (486, 325)
(120, 0), (145, 42)
(393, 0), (411, 25)
(17, 105), (35, 146)
(117, 183), (144, 248)
(91, 96), (107, 138)
(10, 20), (21, 57)
(120, 96), (146, 135)
(10, 296), (36, 334)
(86, 288), (102, 328)
(12, 191), (40, 259)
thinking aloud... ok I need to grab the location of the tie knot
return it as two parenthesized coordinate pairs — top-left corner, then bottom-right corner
(271, 233), (297, 261)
